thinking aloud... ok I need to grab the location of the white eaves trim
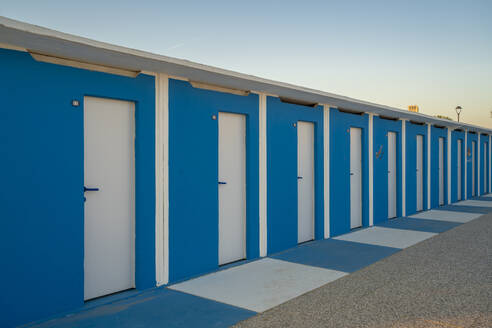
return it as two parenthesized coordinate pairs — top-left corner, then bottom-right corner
(0, 16), (490, 134)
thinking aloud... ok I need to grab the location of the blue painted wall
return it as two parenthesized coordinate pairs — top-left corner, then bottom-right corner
(0, 49), (156, 327)
(479, 135), (489, 194)
(330, 109), (369, 236)
(168, 79), (259, 282)
(430, 127), (448, 208)
(451, 130), (466, 203)
(266, 97), (324, 254)
(373, 117), (402, 224)
(466, 132), (479, 198)
(405, 122), (428, 215)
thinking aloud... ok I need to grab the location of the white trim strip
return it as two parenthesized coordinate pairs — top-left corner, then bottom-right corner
(401, 120), (406, 216)
(368, 113), (374, 226)
(155, 74), (163, 286)
(323, 105), (330, 238)
(464, 130), (468, 200)
(477, 133), (481, 196)
(447, 128), (452, 204)
(427, 124), (431, 209)
(259, 94), (267, 257)
(155, 74), (169, 285)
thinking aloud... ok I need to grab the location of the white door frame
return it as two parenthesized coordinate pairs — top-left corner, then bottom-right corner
(438, 137), (444, 205)
(350, 127), (363, 228)
(83, 96), (136, 300)
(472, 140), (476, 197)
(457, 138), (462, 201)
(387, 131), (397, 218)
(218, 112), (247, 265)
(416, 134), (424, 211)
(297, 121), (315, 243)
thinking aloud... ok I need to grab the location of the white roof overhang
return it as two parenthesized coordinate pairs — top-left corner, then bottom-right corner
(0, 16), (490, 134)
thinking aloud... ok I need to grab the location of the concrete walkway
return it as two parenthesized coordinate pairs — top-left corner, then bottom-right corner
(26, 196), (492, 328)
(235, 212), (492, 327)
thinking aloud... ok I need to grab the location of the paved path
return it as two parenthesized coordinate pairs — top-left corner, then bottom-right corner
(27, 197), (492, 328)
(234, 213), (492, 328)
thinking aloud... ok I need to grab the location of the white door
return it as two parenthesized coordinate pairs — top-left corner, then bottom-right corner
(416, 135), (424, 211)
(297, 121), (315, 243)
(457, 139), (462, 200)
(218, 112), (246, 265)
(84, 96), (135, 301)
(472, 141), (476, 196)
(387, 132), (397, 218)
(484, 143), (487, 193)
(438, 137), (444, 205)
(350, 128), (362, 228)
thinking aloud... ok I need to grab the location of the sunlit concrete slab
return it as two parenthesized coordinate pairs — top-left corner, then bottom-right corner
(454, 200), (492, 207)
(170, 258), (346, 312)
(334, 227), (436, 249)
(409, 210), (482, 223)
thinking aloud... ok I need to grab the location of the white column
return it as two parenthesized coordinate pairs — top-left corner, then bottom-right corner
(323, 105), (330, 238)
(368, 113), (374, 226)
(156, 73), (169, 286)
(447, 128), (452, 204)
(477, 133), (481, 196)
(427, 123), (431, 209)
(464, 130), (468, 200)
(259, 94), (268, 257)
(401, 119), (406, 217)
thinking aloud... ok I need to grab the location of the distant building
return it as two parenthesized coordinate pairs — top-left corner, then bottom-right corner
(408, 105), (419, 112)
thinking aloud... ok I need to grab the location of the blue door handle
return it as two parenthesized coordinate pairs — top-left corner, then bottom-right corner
(218, 181), (227, 185)
(84, 186), (100, 192)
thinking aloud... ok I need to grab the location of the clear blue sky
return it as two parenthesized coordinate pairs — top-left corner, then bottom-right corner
(2, 0), (491, 127)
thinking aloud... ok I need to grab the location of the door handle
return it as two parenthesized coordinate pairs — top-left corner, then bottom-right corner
(297, 176), (303, 179)
(84, 186), (99, 192)
(218, 181), (227, 185)
(350, 173), (354, 176)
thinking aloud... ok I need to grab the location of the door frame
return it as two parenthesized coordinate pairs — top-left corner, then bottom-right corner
(83, 95), (137, 300)
(350, 127), (363, 228)
(387, 131), (398, 219)
(297, 120), (315, 243)
(217, 111), (247, 265)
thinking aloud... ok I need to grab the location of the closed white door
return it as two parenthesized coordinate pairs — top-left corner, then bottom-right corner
(438, 137), (444, 205)
(416, 135), (424, 211)
(387, 132), (397, 218)
(472, 141), (476, 196)
(297, 121), (315, 243)
(350, 128), (362, 228)
(457, 139), (462, 200)
(218, 112), (246, 265)
(484, 143), (487, 193)
(84, 96), (135, 301)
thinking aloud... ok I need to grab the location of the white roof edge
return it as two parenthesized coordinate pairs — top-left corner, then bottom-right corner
(0, 16), (490, 134)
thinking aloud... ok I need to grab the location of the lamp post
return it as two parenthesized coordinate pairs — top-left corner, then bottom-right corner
(455, 106), (462, 122)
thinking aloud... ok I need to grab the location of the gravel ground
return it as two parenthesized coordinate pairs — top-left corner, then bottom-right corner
(234, 214), (492, 328)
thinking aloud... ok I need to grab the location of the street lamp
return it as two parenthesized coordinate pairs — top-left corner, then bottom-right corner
(455, 106), (462, 122)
